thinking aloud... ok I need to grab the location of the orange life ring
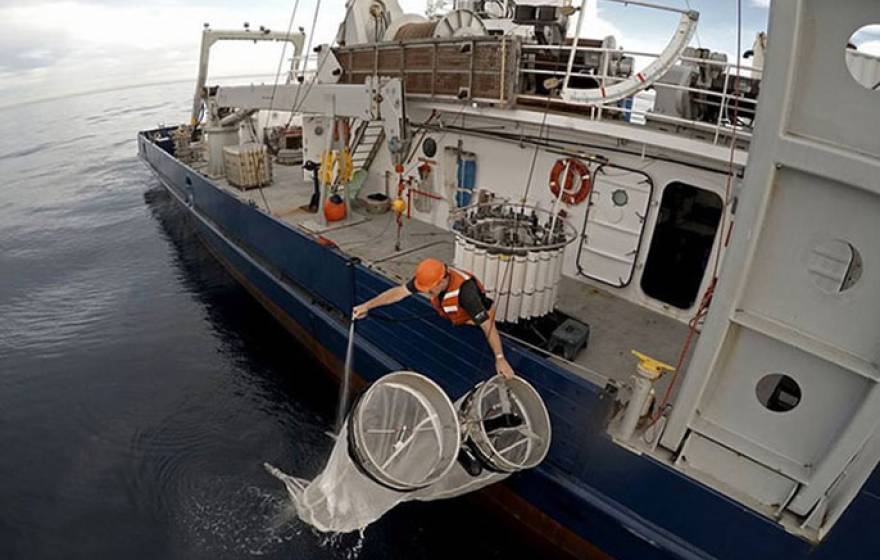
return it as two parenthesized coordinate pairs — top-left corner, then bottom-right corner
(549, 158), (591, 205)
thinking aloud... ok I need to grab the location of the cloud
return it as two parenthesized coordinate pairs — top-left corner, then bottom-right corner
(0, 22), (73, 72)
(0, 1), (325, 106)
(857, 40), (880, 57)
(586, 2), (625, 40)
(849, 25), (880, 57)
(852, 24), (880, 43)
(750, 0), (770, 7)
(0, 0), (415, 106)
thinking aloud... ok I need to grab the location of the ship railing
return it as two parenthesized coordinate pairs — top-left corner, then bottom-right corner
(287, 53), (321, 83)
(518, 43), (760, 145)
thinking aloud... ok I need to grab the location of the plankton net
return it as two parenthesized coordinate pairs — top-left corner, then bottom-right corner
(266, 372), (551, 533)
(267, 371), (460, 533)
(411, 374), (552, 501)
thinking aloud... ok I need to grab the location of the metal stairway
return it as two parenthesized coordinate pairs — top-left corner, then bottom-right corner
(349, 120), (385, 172)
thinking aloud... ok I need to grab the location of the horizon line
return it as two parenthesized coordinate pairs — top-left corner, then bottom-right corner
(0, 73), (278, 112)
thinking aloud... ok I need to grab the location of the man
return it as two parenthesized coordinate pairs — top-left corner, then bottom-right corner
(352, 258), (515, 379)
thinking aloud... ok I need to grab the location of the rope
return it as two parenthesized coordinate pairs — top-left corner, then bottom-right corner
(398, 105), (467, 180)
(268, 0), (302, 114)
(246, 0), (301, 215)
(288, 0), (359, 119)
(643, 278), (714, 429)
(337, 212), (396, 249)
(520, 91), (554, 204)
(645, 0), (744, 431)
(508, 90), (555, 249)
(243, 117), (273, 213)
(708, 0), (743, 281)
(335, 320), (356, 432)
(290, 0), (323, 112)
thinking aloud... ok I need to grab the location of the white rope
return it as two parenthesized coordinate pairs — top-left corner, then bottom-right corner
(268, 0), (302, 114)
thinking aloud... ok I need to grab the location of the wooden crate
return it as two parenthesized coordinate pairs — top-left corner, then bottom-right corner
(223, 143), (272, 189)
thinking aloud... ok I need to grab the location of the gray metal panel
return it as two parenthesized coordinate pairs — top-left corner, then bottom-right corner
(659, 0), (880, 538)
(676, 432), (798, 511)
(787, 4), (880, 159)
(698, 326), (872, 469)
(739, 167), (880, 368)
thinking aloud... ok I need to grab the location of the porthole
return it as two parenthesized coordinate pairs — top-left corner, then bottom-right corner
(807, 239), (862, 293)
(422, 137), (437, 158)
(845, 24), (880, 92)
(611, 189), (629, 207)
(756, 373), (801, 413)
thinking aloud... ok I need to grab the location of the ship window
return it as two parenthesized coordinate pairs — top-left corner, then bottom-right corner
(808, 239), (862, 293)
(756, 373), (801, 413)
(641, 182), (723, 309)
(846, 24), (880, 92)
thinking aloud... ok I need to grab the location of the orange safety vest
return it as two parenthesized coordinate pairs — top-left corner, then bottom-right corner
(431, 267), (486, 326)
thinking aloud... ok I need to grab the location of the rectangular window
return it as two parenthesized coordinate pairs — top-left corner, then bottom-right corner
(641, 182), (723, 309)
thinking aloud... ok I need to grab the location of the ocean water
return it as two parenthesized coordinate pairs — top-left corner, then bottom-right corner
(0, 82), (539, 559)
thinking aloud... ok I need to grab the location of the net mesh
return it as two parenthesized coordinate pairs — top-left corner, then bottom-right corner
(267, 373), (550, 534)
(468, 376), (550, 472)
(414, 375), (550, 501)
(352, 378), (456, 489)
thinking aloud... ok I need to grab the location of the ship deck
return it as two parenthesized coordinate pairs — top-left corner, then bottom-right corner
(192, 159), (693, 390)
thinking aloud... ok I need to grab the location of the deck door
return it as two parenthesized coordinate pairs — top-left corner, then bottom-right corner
(576, 165), (652, 287)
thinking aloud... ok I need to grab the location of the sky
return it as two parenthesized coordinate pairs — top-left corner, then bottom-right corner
(0, 0), (875, 109)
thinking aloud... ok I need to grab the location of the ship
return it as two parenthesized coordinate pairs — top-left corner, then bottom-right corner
(138, 0), (880, 558)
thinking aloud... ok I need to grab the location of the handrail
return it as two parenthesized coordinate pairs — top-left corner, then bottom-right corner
(517, 41), (757, 144)
(602, 0), (692, 15)
(520, 70), (757, 105)
(561, 9), (699, 105)
(521, 43), (761, 73)
(515, 92), (753, 139)
(518, 45), (760, 77)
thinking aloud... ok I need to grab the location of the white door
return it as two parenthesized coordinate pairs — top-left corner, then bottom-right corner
(576, 165), (653, 287)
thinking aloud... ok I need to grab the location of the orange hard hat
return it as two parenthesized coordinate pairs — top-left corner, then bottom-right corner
(414, 258), (447, 292)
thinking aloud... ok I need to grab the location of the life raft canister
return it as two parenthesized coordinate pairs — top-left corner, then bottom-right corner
(548, 158), (591, 205)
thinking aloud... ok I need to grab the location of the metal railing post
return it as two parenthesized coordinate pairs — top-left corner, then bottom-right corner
(562, 0), (590, 94)
(597, 41), (611, 121)
(713, 68), (731, 145)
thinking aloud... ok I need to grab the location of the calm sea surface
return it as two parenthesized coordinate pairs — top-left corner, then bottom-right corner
(0, 83), (537, 559)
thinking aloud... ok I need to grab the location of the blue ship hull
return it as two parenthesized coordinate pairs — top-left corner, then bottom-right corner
(139, 128), (880, 559)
